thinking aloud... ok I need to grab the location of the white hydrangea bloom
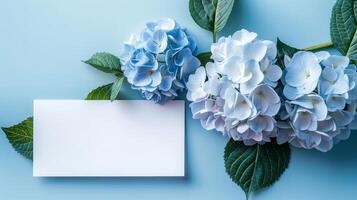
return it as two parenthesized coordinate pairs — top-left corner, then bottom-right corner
(186, 29), (282, 145)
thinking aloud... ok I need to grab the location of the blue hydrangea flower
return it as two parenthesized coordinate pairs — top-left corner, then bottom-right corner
(345, 65), (357, 101)
(277, 51), (357, 151)
(120, 18), (200, 103)
(317, 54), (357, 112)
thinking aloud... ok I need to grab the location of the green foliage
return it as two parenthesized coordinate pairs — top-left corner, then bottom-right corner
(224, 139), (290, 198)
(331, 0), (357, 61)
(189, 0), (235, 40)
(197, 52), (212, 66)
(110, 76), (124, 101)
(276, 38), (300, 68)
(84, 52), (122, 73)
(2, 117), (33, 160)
(85, 84), (112, 100)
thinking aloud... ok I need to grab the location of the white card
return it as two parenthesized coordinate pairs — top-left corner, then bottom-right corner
(33, 100), (185, 177)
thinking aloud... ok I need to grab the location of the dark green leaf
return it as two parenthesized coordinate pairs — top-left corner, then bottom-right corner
(331, 0), (357, 60)
(276, 38), (300, 68)
(224, 139), (290, 198)
(110, 76), (124, 101)
(85, 84), (112, 100)
(84, 52), (122, 73)
(189, 0), (235, 37)
(197, 52), (212, 66)
(2, 117), (33, 160)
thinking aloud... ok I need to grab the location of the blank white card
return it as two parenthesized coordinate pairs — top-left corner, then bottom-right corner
(33, 100), (185, 177)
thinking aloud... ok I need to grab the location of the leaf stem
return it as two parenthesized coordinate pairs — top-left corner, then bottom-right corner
(303, 42), (334, 51)
(213, 32), (217, 43)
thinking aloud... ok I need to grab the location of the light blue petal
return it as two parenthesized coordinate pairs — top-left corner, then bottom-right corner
(290, 95), (314, 109)
(326, 94), (346, 111)
(157, 18), (176, 31)
(331, 110), (354, 127)
(189, 100), (210, 119)
(315, 51), (330, 62)
(155, 30), (168, 52)
(174, 48), (190, 66)
(295, 131), (322, 149)
(234, 93), (255, 120)
(150, 70), (162, 87)
(348, 114), (357, 129)
(283, 85), (301, 100)
(168, 29), (189, 51)
(322, 55), (349, 69)
(336, 128), (351, 140)
(293, 109), (313, 131)
(187, 36), (197, 54)
(132, 69), (152, 87)
(321, 67), (337, 82)
(284, 67), (307, 87)
(315, 134), (333, 152)
(145, 22), (156, 32)
(181, 52), (200, 81)
(319, 80), (334, 96)
(250, 84), (280, 116)
(264, 64), (282, 82)
(285, 51), (321, 87)
(308, 94), (328, 120)
(248, 116), (267, 133)
(159, 76), (173, 91)
(332, 72), (350, 94)
(144, 91), (155, 100)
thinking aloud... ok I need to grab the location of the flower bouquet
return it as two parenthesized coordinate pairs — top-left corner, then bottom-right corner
(2, 0), (357, 199)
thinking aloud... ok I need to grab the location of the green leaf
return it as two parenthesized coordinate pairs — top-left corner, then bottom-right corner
(189, 0), (235, 39)
(331, 0), (357, 60)
(84, 52), (122, 73)
(224, 139), (290, 198)
(110, 76), (124, 101)
(85, 84), (112, 100)
(197, 52), (212, 66)
(276, 38), (300, 68)
(2, 117), (33, 160)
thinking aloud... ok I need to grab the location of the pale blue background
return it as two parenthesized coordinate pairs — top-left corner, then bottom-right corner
(0, 0), (355, 199)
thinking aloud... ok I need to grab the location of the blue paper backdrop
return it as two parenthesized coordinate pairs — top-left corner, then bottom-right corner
(0, 0), (355, 199)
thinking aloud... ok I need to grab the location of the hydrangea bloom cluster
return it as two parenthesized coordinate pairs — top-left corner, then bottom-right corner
(186, 29), (282, 145)
(120, 18), (200, 103)
(277, 51), (357, 151)
(186, 29), (357, 151)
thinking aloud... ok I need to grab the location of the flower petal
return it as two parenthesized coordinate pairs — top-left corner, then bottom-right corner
(322, 55), (349, 69)
(240, 60), (264, 94)
(232, 29), (257, 45)
(159, 76), (173, 91)
(243, 41), (267, 61)
(264, 64), (282, 82)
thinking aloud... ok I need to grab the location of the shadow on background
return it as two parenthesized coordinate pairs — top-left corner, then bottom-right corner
(290, 133), (357, 169)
